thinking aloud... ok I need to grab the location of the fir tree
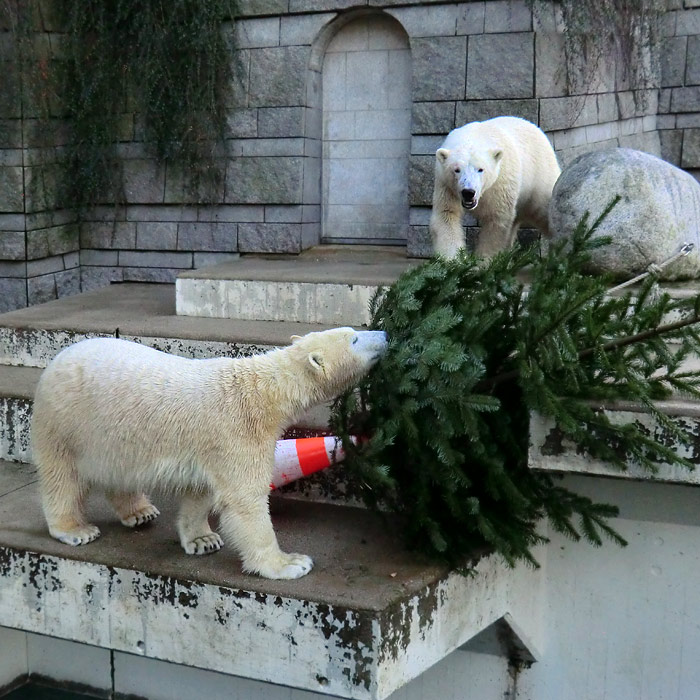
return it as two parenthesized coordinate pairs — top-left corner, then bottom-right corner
(331, 202), (700, 567)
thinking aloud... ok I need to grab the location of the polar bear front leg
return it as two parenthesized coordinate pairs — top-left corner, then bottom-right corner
(217, 489), (313, 580)
(430, 206), (465, 259)
(474, 202), (518, 259)
(108, 490), (160, 528)
(177, 490), (223, 555)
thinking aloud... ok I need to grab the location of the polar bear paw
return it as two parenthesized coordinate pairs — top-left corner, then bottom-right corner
(254, 552), (314, 580)
(183, 533), (224, 555)
(50, 523), (101, 546)
(121, 504), (160, 528)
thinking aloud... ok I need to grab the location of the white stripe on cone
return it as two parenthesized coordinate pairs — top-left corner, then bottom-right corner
(271, 435), (357, 489)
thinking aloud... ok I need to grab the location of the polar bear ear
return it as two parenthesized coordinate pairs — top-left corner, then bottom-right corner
(436, 148), (450, 163)
(308, 352), (324, 371)
(290, 335), (302, 343)
(491, 149), (503, 162)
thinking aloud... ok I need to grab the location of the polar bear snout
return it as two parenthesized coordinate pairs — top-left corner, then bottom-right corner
(352, 330), (389, 364)
(461, 188), (477, 209)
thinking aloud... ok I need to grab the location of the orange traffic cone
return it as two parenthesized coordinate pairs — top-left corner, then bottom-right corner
(271, 436), (357, 489)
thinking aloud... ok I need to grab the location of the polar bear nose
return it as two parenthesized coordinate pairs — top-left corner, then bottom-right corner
(461, 188), (475, 201)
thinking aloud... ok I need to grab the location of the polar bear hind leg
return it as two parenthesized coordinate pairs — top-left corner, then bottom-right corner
(108, 490), (160, 528)
(177, 491), (224, 555)
(36, 443), (100, 546)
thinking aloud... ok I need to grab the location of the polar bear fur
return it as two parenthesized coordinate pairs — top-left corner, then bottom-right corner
(32, 329), (388, 580)
(429, 116), (561, 259)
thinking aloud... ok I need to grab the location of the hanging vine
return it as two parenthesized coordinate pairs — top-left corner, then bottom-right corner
(1, 0), (239, 211)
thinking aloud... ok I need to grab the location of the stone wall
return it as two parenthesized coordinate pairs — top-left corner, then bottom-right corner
(658, 1), (700, 179)
(0, 1), (698, 309)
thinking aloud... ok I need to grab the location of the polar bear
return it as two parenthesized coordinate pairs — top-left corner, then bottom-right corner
(31, 328), (388, 580)
(429, 116), (560, 259)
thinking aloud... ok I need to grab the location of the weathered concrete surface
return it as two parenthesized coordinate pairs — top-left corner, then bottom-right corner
(0, 283), (330, 368)
(530, 400), (700, 484)
(0, 462), (543, 700)
(176, 246), (423, 325)
(549, 148), (700, 280)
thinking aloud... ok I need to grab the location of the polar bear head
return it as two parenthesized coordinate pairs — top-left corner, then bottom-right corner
(435, 145), (503, 210)
(288, 327), (388, 402)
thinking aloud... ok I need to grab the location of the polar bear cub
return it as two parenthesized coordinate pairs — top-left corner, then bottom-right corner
(32, 328), (388, 580)
(430, 116), (561, 259)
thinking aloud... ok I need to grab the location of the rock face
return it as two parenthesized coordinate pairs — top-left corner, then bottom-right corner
(548, 148), (700, 280)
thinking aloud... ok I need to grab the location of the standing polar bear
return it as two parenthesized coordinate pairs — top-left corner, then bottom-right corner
(32, 328), (387, 580)
(429, 116), (560, 259)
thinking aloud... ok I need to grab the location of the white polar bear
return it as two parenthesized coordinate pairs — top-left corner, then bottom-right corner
(429, 116), (561, 259)
(31, 328), (387, 580)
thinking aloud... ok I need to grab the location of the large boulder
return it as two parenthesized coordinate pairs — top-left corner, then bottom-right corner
(548, 148), (700, 280)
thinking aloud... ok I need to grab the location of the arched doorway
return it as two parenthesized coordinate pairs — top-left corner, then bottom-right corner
(321, 14), (411, 245)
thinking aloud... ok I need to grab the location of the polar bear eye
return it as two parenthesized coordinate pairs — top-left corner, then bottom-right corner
(478, 168), (484, 173)
(454, 167), (460, 173)
(352, 336), (359, 345)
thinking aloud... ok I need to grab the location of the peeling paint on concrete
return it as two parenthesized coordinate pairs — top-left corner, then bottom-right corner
(0, 398), (31, 463)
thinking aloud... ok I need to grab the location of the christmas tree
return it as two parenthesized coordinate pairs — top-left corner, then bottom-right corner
(331, 202), (700, 566)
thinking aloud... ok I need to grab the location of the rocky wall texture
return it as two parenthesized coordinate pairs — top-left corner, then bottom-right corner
(0, 1), (696, 306)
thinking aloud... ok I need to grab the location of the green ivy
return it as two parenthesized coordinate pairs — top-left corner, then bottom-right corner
(2, 0), (238, 210)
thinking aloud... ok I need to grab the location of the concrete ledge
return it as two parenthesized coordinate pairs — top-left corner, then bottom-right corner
(0, 462), (542, 700)
(0, 283), (330, 368)
(175, 246), (422, 325)
(530, 402), (700, 485)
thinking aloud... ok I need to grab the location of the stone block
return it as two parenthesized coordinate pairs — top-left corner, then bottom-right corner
(408, 154), (435, 207)
(265, 205), (303, 223)
(248, 46), (308, 107)
(662, 36), (688, 87)
(239, 138), (306, 157)
(0, 278), (27, 312)
(0, 260), (25, 277)
(467, 33), (534, 99)
(127, 205), (198, 223)
(258, 107), (306, 137)
(163, 162), (226, 205)
(0, 166), (23, 212)
(118, 251), (193, 268)
(55, 268), (80, 298)
(456, 2), (485, 35)
(27, 273), (57, 305)
(0, 120), (22, 149)
(0, 148), (22, 167)
(302, 205), (321, 223)
(597, 94), (619, 123)
(81, 266), (124, 292)
(535, 32), (567, 98)
(412, 102), (456, 135)
(136, 222), (178, 250)
(280, 13), (335, 46)
(197, 205), (265, 223)
(484, 0), (532, 33)
(64, 250), (79, 269)
(412, 36), (467, 101)
(229, 49), (251, 108)
(660, 129), (683, 166)
(407, 224), (432, 258)
(235, 18), (280, 49)
(80, 222), (137, 250)
(122, 267), (181, 284)
(80, 250), (119, 266)
(456, 99), (538, 125)
(0, 231), (25, 260)
(238, 0), (288, 15)
(193, 252), (241, 268)
(686, 35), (700, 85)
(539, 95), (598, 131)
(676, 8), (700, 35)
(238, 222), (302, 253)
(226, 156), (304, 204)
(682, 128), (700, 168)
(27, 255), (63, 278)
(26, 225), (79, 260)
(177, 222), (237, 252)
(226, 110), (258, 138)
(0, 214), (24, 231)
(677, 113), (700, 127)
(387, 5), (461, 37)
(122, 159), (165, 204)
(301, 222), (320, 248)
(411, 134), (443, 155)
(671, 86), (700, 112)
(0, 62), (20, 118)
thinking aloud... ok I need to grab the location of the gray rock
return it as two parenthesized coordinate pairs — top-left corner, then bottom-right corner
(549, 148), (700, 280)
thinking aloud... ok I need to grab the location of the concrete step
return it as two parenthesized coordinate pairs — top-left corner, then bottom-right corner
(0, 460), (542, 700)
(176, 245), (423, 326)
(0, 282), (331, 369)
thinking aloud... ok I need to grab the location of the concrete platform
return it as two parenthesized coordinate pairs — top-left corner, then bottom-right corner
(0, 461), (542, 700)
(176, 246), (424, 326)
(0, 283), (330, 368)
